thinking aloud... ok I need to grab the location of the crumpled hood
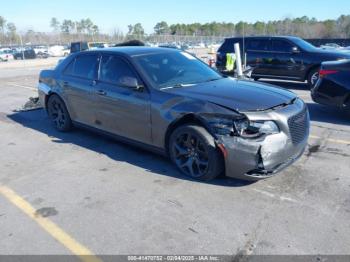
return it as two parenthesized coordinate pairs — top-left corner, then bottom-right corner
(163, 78), (297, 112)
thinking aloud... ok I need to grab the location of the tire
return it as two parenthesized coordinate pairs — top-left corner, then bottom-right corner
(47, 94), (72, 132)
(169, 125), (224, 181)
(308, 67), (320, 89)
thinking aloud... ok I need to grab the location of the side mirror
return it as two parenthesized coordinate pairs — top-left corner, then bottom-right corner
(291, 46), (300, 53)
(119, 77), (143, 91)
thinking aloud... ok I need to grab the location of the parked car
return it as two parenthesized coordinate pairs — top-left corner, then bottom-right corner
(13, 49), (36, 60)
(38, 47), (309, 181)
(33, 46), (49, 55)
(216, 36), (350, 88)
(311, 60), (350, 112)
(0, 50), (11, 61)
(37, 52), (49, 59)
(48, 45), (69, 57)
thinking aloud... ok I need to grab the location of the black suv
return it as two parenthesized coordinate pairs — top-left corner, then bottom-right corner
(13, 49), (36, 60)
(216, 36), (350, 88)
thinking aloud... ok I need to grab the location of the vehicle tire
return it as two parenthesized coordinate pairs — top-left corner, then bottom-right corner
(47, 94), (72, 132)
(169, 125), (224, 181)
(308, 67), (320, 89)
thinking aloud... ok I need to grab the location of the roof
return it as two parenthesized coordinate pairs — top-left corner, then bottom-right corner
(225, 35), (302, 41)
(86, 46), (180, 56)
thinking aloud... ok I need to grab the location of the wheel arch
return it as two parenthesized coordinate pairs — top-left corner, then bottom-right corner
(45, 92), (66, 111)
(305, 64), (320, 81)
(164, 113), (215, 155)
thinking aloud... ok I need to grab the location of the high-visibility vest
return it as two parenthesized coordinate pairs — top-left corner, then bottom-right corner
(226, 53), (236, 71)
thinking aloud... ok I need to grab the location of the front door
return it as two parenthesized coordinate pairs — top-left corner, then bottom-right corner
(94, 54), (151, 144)
(270, 39), (304, 79)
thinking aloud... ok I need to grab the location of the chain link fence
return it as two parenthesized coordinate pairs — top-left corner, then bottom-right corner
(0, 33), (226, 47)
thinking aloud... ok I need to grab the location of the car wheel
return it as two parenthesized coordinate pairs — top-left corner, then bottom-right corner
(169, 125), (224, 181)
(308, 67), (320, 89)
(47, 95), (72, 132)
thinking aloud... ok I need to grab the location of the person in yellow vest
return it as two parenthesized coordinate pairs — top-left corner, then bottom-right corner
(226, 53), (236, 72)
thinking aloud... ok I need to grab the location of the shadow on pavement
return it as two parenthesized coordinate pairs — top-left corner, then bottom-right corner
(8, 109), (253, 188)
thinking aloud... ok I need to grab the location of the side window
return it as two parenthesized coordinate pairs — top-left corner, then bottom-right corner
(99, 55), (137, 86)
(64, 59), (75, 75)
(219, 39), (240, 53)
(271, 40), (293, 53)
(246, 39), (270, 51)
(64, 54), (98, 79)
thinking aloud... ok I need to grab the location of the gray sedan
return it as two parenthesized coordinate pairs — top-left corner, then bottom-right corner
(38, 47), (309, 181)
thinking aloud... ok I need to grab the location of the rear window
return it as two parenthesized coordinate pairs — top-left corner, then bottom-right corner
(70, 42), (89, 53)
(218, 39), (242, 53)
(64, 54), (98, 79)
(246, 39), (270, 51)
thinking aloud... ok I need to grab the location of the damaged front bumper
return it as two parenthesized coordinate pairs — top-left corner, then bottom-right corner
(218, 99), (309, 180)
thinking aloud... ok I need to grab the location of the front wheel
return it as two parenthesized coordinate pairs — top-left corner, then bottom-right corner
(308, 67), (320, 89)
(47, 95), (72, 132)
(169, 125), (224, 181)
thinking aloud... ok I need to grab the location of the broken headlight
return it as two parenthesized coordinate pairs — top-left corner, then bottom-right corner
(208, 117), (235, 136)
(234, 119), (279, 138)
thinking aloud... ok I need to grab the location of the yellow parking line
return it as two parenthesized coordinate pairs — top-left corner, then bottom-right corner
(0, 185), (102, 262)
(310, 135), (350, 145)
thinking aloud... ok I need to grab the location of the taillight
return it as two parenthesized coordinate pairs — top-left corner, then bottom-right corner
(319, 69), (338, 78)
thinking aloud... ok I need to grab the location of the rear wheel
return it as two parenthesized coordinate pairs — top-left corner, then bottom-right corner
(169, 125), (224, 181)
(308, 67), (320, 89)
(47, 95), (72, 132)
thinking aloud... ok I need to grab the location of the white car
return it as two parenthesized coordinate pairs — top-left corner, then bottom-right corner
(48, 45), (68, 57)
(0, 51), (11, 61)
(33, 46), (48, 55)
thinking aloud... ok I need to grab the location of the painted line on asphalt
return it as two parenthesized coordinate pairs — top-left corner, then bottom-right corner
(310, 135), (350, 145)
(6, 82), (37, 91)
(0, 185), (102, 262)
(253, 189), (298, 203)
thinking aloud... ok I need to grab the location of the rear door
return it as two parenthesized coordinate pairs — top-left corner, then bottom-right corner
(246, 38), (274, 76)
(94, 54), (151, 143)
(60, 53), (99, 126)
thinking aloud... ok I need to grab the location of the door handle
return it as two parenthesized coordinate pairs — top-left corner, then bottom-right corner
(63, 81), (69, 87)
(96, 90), (107, 96)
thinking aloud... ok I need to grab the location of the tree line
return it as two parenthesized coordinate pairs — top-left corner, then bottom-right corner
(151, 15), (350, 38)
(1, 15), (350, 46)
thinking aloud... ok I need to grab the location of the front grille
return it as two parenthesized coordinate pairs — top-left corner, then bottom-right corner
(288, 107), (309, 145)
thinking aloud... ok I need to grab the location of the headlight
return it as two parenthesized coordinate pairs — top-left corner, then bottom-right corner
(234, 119), (279, 138)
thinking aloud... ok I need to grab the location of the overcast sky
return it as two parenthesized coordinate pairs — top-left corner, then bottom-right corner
(1, 0), (349, 34)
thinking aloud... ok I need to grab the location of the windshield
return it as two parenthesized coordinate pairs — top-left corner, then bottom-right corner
(293, 38), (317, 52)
(133, 51), (222, 89)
